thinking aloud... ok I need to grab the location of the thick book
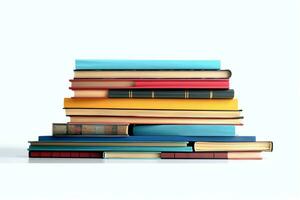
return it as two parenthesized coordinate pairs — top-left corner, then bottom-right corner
(73, 89), (234, 99)
(52, 123), (129, 136)
(64, 98), (239, 110)
(70, 79), (229, 89)
(69, 116), (242, 125)
(104, 152), (160, 159)
(132, 125), (235, 136)
(74, 70), (231, 79)
(29, 151), (103, 158)
(38, 136), (256, 142)
(75, 59), (221, 70)
(28, 145), (193, 152)
(160, 152), (262, 159)
(194, 141), (273, 152)
(65, 109), (241, 119)
(29, 141), (188, 147)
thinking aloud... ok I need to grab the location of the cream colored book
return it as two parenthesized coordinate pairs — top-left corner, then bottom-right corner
(104, 152), (160, 159)
(65, 108), (242, 119)
(69, 116), (243, 125)
(194, 141), (273, 152)
(74, 70), (231, 79)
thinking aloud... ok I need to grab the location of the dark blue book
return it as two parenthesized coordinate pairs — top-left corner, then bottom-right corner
(38, 136), (256, 142)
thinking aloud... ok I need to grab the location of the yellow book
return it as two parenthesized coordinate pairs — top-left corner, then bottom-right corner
(64, 98), (239, 110)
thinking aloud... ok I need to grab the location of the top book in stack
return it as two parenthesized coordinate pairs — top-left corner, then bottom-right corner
(74, 59), (231, 79)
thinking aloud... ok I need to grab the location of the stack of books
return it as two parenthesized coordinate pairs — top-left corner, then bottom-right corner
(28, 59), (273, 159)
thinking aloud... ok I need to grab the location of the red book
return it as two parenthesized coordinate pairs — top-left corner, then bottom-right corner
(29, 151), (103, 158)
(70, 78), (229, 89)
(160, 152), (262, 160)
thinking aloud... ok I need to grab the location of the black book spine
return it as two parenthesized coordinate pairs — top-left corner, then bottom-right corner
(108, 89), (234, 99)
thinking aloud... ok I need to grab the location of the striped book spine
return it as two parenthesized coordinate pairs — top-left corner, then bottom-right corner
(108, 89), (234, 99)
(52, 123), (129, 136)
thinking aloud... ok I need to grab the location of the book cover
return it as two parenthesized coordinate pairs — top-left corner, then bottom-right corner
(53, 123), (129, 136)
(108, 89), (234, 99)
(160, 152), (262, 159)
(194, 141), (273, 152)
(70, 79), (229, 89)
(69, 116), (243, 125)
(132, 125), (235, 136)
(29, 151), (103, 158)
(74, 70), (231, 79)
(28, 145), (193, 152)
(29, 141), (188, 147)
(104, 152), (160, 159)
(75, 59), (221, 70)
(38, 135), (256, 142)
(64, 98), (239, 110)
(65, 109), (241, 118)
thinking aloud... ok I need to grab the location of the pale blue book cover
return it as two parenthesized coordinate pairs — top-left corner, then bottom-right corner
(75, 59), (220, 70)
(132, 125), (235, 136)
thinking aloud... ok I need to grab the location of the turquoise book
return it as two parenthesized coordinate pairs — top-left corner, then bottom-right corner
(75, 59), (220, 70)
(132, 125), (235, 136)
(28, 145), (193, 152)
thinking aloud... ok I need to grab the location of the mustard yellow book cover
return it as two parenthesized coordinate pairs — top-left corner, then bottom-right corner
(64, 98), (239, 110)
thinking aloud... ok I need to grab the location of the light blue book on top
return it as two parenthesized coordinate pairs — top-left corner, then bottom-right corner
(132, 125), (235, 136)
(75, 59), (220, 70)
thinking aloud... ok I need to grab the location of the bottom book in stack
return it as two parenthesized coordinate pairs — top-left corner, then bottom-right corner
(28, 123), (273, 160)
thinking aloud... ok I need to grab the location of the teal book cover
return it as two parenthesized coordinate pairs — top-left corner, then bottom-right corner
(75, 59), (220, 70)
(28, 145), (193, 152)
(132, 125), (235, 136)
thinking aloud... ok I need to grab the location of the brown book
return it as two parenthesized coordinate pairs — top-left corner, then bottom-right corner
(69, 116), (242, 125)
(194, 141), (273, 152)
(160, 152), (262, 159)
(52, 123), (129, 136)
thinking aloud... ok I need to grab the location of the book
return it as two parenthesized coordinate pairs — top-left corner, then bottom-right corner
(104, 152), (160, 159)
(75, 59), (221, 70)
(70, 79), (229, 89)
(38, 136), (256, 142)
(132, 125), (235, 136)
(52, 123), (129, 136)
(28, 145), (193, 152)
(74, 70), (231, 79)
(69, 116), (242, 125)
(108, 89), (234, 99)
(29, 151), (103, 158)
(65, 109), (241, 119)
(194, 141), (273, 152)
(29, 141), (188, 147)
(160, 152), (262, 159)
(64, 98), (239, 110)
(73, 89), (234, 99)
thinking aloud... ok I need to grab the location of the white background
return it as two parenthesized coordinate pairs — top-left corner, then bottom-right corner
(0, 0), (299, 199)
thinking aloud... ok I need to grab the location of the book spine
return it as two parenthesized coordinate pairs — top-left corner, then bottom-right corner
(38, 136), (256, 142)
(161, 152), (228, 159)
(108, 89), (234, 99)
(75, 59), (221, 70)
(52, 123), (128, 136)
(29, 151), (103, 158)
(132, 125), (235, 136)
